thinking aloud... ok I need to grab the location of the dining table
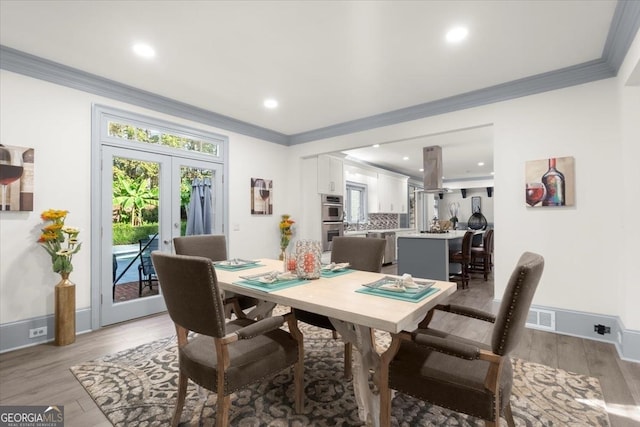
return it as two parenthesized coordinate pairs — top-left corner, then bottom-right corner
(213, 258), (457, 427)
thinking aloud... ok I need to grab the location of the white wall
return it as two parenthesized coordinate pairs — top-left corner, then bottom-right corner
(438, 188), (494, 226)
(617, 28), (640, 331)
(288, 69), (640, 331)
(2, 34), (639, 335)
(0, 70), (294, 324)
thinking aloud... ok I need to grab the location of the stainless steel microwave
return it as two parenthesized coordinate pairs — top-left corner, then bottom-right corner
(321, 194), (344, 222)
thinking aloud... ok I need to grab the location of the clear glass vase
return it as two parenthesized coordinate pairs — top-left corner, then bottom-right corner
(294, 240), (321, 279)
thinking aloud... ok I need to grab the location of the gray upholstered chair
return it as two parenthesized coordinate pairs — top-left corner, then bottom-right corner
(294, 236), (386, 379)
(380, 251), (544, 427)
(173, 234), (258, 318)
(151, 252), (304, 427)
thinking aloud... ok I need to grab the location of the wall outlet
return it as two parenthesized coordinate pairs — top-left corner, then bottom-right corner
(29, 326), (47, 338)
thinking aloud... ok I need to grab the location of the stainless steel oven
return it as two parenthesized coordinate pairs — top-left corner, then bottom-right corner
(322, 221), (344, 252)
(321, 194), (344, 222)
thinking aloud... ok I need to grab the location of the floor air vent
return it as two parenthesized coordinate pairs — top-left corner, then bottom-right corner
(526, 308), (556, 331)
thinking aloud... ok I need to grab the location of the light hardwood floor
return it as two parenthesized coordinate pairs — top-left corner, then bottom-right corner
(1, 268), (638, 426)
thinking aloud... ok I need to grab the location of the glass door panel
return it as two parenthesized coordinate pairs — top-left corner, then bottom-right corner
(101, 147), (225, 326)
(101, 147), (171, 326)
(176, 160), (223, 237)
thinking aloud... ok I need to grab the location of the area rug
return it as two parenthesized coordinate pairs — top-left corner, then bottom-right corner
(71, 324), (610, 426)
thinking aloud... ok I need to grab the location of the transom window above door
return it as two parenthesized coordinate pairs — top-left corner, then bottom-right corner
(107, 120), (220, 156)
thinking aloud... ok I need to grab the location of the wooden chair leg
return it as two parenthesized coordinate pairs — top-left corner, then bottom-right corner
(344, 342), (352, 380)
(462, 262), (470, 289)
(379, 380), (392, 427)
(216, 394), (231, 427)
(503, 402), (515, 427)
(483, 253), (490, 281)
(294, 360), (304, 413)
(171, 371), (188, 427)
(286, 313), (305, 413)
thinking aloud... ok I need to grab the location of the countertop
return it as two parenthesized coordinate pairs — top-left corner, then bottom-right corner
(344, 228), (414, 236)
(397, 230), (483, 240)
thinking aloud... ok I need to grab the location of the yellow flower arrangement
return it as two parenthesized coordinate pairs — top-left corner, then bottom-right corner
(279, 214), (295, 253)
(38, 209), (81, 275)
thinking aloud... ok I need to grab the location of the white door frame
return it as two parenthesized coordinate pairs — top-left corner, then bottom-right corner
(90, 104), (228, 329)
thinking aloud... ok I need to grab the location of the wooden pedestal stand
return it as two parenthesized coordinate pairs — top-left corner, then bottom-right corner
(55, 273), (76, 346)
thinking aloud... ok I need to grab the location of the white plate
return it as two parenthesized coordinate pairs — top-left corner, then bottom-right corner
(215, 258), (259, 267)
(362, 276), (435, 294)
(322, 262), (350, 271)
(241, 271), (298, 284)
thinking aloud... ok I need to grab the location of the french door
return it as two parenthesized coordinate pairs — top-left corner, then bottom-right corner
(100, 145), (223, 326)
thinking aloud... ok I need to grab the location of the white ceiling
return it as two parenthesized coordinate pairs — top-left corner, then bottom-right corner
(342, 125), (494, 182)
(0, 0), (620, 180)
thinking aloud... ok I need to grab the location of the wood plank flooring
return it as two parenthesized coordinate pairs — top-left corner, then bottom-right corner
(0, 267), (638, 426)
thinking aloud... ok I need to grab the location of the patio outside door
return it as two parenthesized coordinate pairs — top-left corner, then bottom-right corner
(101, 145), (222, 326)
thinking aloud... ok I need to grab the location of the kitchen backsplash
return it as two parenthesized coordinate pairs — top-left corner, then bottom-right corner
(345, 213), (399, 231)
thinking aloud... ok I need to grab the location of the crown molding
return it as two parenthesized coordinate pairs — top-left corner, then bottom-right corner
(289, 59), (615, 145)
(1, 0), (638, 146)
(0, 45), (289, 145)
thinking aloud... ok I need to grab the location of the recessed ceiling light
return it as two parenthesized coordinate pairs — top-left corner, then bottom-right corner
(132, 43), (155, 58)
(419, 168), (424, 172)
(478, 161), (485, 166)
(372, 144), (380, 148)
(446, 26), (468, 43)
(491, 171), (495, 175)
(403, 156), (409, 161)
(263, 98), (278, 109)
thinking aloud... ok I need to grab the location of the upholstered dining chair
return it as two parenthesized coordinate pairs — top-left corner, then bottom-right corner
(173, 234), (258, 319)
(151, 252), (304, 427)
(293, 236), (386, 379)
(379, 251), (544, 427)
(471, 229), (494, 281)
(449, 230), (474, 289)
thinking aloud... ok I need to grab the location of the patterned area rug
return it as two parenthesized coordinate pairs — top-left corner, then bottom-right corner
(71, 323), (610, 426)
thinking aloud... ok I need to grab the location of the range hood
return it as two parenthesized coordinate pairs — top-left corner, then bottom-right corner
(423, 146), (450, 193)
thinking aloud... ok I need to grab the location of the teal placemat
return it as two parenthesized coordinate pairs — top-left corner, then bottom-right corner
(320, 268), (354, 278)
(214, 263), (264, 271)
(355, 286), (440, 303)
(233, 278), (308, 293)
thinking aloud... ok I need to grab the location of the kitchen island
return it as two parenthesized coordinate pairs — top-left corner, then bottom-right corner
(397, 230), (483, 281)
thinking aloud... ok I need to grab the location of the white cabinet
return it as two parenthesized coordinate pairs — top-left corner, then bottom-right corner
(366, 175), (379, 213)
(317, 155), (344, 195)
(376, 173), (408, 213)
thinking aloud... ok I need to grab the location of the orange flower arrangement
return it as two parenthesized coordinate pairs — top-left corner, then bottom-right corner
(38, 209), (81, 275)
(279, 214), (295, 252)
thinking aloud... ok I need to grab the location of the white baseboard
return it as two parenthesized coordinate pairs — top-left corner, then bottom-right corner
(0, 308), (91, 353)
(493, 300), (640, 363)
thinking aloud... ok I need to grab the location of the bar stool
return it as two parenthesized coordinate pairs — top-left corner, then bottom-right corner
(471, 229), (494, 281)
(449, 231), (474, 289)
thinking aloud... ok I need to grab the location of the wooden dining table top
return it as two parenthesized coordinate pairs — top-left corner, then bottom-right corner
(214, 258), (456, 334)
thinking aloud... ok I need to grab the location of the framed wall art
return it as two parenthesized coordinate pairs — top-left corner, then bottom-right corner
(250, 177), (272, 215)
(525, 156), (575, 207)
(0, 144), (34, 211)
(471, 196), (481, 213)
